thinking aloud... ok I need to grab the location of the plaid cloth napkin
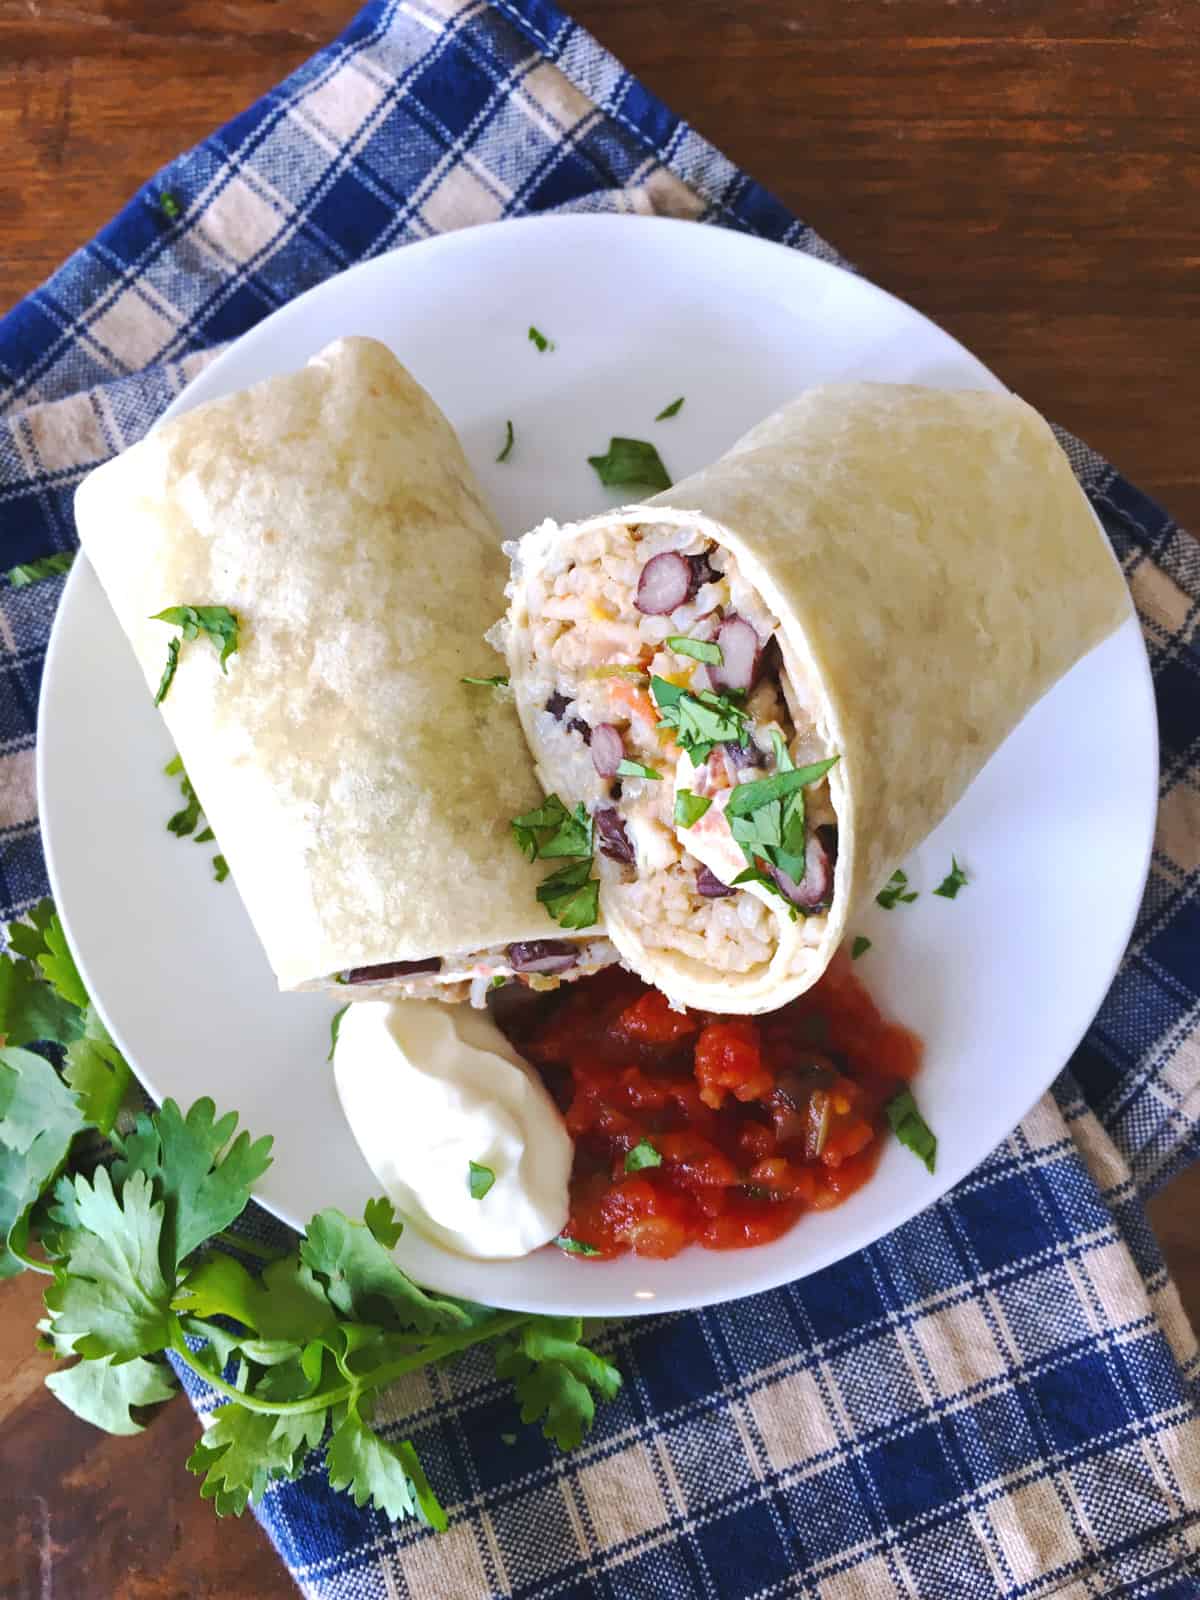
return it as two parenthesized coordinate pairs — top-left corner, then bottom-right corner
(3, 2), (1199, 1596)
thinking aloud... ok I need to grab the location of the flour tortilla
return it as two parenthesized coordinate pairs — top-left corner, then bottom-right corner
(505, 383), (1129, 1012)
(74, 337), (604, 995)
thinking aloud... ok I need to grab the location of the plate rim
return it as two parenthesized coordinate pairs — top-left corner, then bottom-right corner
(38, 213), (1158, 1315)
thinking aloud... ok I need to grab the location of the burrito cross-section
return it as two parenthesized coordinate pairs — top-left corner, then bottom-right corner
(502, 383), (1129, 1014)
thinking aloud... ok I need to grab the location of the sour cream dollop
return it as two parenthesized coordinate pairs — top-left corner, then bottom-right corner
(333, 999), (571, 1260)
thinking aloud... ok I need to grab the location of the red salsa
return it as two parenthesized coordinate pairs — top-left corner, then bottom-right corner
(495, 958), (922, 1260)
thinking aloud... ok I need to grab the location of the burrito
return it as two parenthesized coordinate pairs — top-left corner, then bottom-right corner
(74, 337), (613, 1003)
(502, 383), (1129, 1014)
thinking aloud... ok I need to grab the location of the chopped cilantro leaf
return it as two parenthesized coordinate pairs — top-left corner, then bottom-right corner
(933, 856), (969, 899)
(511, 795), (592, 860)
(151, 605), (239, 702)
(587, 438), (671, 493)
(650, 676), (748, 763)
(624, 1139), (662, 1173)
(528, 326), (554, 352)
(876, 868), (918, 910)
(158, 191), (182, 221)
(363, 1196), (404, 1249)
(211, 855), (229, 884)
(461, 674), (509, 688)
(665, 635), (721, 665)
(496, 419), (515, 463)
(851, 935), (871, 960)
(5, 551), (75, 588)
(674, 790), (712, 828)
(536, 859), (599, 931)
(468, 1162), (495, 1200)
(554, 1236), (601, 1257)
(724, 757), (839, 819)
(327, 1005), (349, 1062)
(655, 396), (685, 420)
(885, 1087), (937, 1173)
(616, 759), (660, 781)
(155, 637), (180, 706)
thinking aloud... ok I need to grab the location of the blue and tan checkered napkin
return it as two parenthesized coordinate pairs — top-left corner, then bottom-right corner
(3, 2), (1199, 1595)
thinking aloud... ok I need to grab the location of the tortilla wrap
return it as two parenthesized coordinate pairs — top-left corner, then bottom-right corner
(503, 383), (1129, 1013)
(74, 337), (610, 1000)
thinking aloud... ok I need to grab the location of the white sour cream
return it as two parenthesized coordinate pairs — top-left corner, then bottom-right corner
(333, 999), (571, 1260)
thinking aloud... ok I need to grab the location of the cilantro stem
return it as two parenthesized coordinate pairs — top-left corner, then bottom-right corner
(211, 1230), (287, 1264)
(168, 1309), (534, 1416)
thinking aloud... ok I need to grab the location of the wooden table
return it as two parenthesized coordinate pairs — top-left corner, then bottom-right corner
(0, 3), (1196, 1595)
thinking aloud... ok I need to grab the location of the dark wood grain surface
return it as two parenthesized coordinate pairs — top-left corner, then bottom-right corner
(0, 4), (1196, 1596)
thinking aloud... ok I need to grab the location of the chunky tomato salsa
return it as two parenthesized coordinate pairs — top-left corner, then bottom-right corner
(495, 959), (923, 1260)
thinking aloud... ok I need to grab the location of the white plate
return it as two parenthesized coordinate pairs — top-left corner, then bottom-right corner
(38, 215), (1156, 1317)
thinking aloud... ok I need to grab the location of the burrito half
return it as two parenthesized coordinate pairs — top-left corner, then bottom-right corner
(74, 337), (613, 1003)
(503, 383), (1129, 1013)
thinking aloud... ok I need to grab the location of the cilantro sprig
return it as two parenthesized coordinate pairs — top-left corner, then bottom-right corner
(650, 676), (749, 764)
(0, 900), (621, 1525)
(151, 605), (240, 704)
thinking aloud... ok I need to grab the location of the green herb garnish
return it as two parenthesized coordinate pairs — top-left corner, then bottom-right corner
(0, 900), (621, 1519)
(461, 674), (509, 688)
(554, 1236), (601, 1257)
(158, 191), (182, 221)
(650, 676), (748, 764)
(616, 759), (660, 781)
(624, 1139), (662, 1173)
(587, 438), (671, 493)
(876, 869), (918, 910)
(511, 795), (592, 860)
(211, 855), (229, 884)
(528, 326), (554, 352)
(655, 397), (685, 421)
(535, 859), (599, 930)
(885, 1087), (937, 1173)
(468, 1162), (495, 1200)
(155, 638), (181, 705)
(665, 635), (721, 665)
(723, 758), (840, 821)
(851, 936), (871, 960)
(933, 856), (969, 900)
(5, 551), (75, 588)
(163, 757), (227, 886)
(674, 791), (712, 829)
(327, 1005), (349, 1062)
(151, 605), (240, 703)
(496, 420), (515, 463)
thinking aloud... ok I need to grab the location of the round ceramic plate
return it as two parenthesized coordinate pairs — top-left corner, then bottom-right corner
(38, 214), (1157, 1317)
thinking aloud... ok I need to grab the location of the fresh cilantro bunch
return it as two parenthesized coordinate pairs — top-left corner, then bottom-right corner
(0, 899), (620, 1526)
(510, 796), (600, 931)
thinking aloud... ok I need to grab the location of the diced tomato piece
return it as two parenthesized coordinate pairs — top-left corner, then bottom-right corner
(694, 1019), (773, 1109)
(700, 1198), (805, 1250)
(599, 1176), (700, 1258)
(616, 989), (700, 1046)
(656, 1130), (739, 1189)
